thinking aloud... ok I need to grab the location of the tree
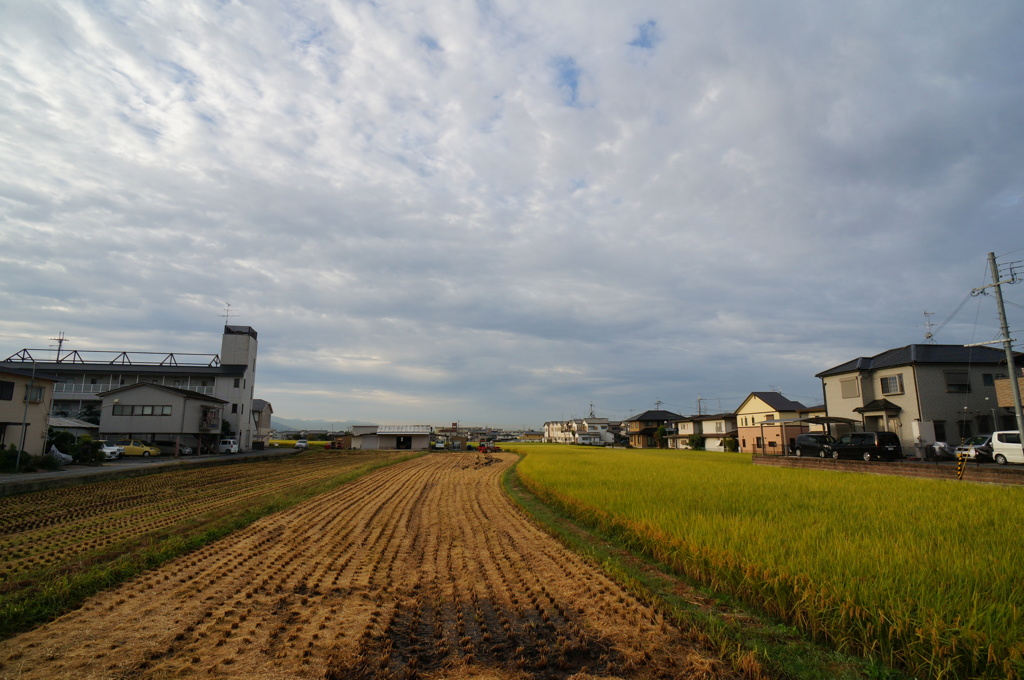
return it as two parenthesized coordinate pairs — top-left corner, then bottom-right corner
(78, 404), (101, 425)
(687, 433), (706, 451)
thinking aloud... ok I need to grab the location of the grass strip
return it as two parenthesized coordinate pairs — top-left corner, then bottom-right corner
(0, 452), (421, 640)
(501, 455), (906, 680)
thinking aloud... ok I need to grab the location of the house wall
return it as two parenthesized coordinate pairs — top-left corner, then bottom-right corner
(735, 396), (806, 454)
(217, 328), (258, 451)
(99, 385), (224, 440)
(0, 371), (56, 456)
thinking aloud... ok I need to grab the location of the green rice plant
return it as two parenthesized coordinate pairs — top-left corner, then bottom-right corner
(507, 444), (1024, 680)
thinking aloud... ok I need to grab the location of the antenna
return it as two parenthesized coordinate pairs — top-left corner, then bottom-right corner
(655, 399), (662, 410)
(49, 332), (67, 358)
(588, 402), (596, 418)
(221, 302), (234, 324)
(923, 310), (936, 343)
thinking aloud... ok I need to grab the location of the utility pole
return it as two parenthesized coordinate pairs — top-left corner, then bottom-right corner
(16, 362), (37, 471)
(969, 252), (1024, 441)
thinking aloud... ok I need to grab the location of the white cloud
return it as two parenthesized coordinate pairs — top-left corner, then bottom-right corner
(1, 0), (1022, 425)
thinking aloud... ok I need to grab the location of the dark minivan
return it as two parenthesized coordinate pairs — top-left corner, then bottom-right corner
(824, 432), (902, 461)
(792, 433), (835, 458)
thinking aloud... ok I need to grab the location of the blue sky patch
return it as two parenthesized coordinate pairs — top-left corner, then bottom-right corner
(552, 56), (582, 107)
(629, 20), (660, 49)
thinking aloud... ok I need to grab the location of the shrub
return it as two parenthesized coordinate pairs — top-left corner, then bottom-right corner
(687, 433), (706, 450)
(72, 437), (105, 466)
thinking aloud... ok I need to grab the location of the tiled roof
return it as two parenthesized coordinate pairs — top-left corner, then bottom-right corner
(746, 392), (807, 411)
(817, 344), (1017, 378)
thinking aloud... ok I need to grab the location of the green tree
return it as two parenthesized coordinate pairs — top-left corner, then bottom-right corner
(688, 433), (706, 451)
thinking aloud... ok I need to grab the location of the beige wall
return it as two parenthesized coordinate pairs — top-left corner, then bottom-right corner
(0, 371), (56, 456)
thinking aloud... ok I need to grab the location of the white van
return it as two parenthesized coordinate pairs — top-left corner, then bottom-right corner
(991, 431), (1023, 465)
(218, 439), (239, 454)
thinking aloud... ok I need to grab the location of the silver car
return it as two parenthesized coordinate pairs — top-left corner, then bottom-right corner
(100, 442), (125, 460)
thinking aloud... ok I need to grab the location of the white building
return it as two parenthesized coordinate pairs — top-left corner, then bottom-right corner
(1, 326), (260, 451)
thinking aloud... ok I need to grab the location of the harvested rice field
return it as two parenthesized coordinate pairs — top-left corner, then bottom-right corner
(0, 452), (739, 679)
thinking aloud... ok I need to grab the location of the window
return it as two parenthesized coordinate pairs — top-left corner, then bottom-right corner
(983, 374), (995, 387)
(233, 378), (240, 388)
(944, 371), (970, 393)
(934, 421), (947, 442)
(0, 381), (13, 401)
(840, 378), (859, 398)
(25, 385), (44, 402)
(231, 404), (238, 414)
(114, 404), (172, 416)
(880, 374), (904, 395)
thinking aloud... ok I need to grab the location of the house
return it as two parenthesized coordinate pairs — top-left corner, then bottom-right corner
(251, 399), (273, 449)
(351, 425), (433, 450)
(97, 383), (228, 454)
(817, 344), (1020, 451)
(666, 416), (698, 449)
(623, 409), (683, 448)
(1, 326), (261, 451)
(695, 413), (738, 452)
(0, 367), (60, 456)
(735, 392), (808, 454)
(543, 417), (614, 445)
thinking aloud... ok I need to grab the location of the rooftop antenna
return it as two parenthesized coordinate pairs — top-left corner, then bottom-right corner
(221, 302), (234, 325)
(655, 399), (662, 410)
(923, 310), (937, 343)
(588, 402), (596, 418)
(49, 331), (67, 359)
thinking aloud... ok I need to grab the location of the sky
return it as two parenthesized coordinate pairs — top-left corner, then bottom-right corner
(2, 1), (1023, 428)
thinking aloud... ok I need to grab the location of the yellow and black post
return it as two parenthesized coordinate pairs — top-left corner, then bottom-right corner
(956, 450), (967, 480)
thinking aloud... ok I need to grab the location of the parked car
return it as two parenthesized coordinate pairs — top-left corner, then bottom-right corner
(218, 439), (239, 454)
(955, 434), (993, 461)
(117, 439), (161, 457)
(792, 433), (835, 457)
(99, 442), (125, 460)
(823, 432), (902, 461)
(295, 439), (309, 450)
(991, 431), (1023, 465)
(153, 440), (194, 456)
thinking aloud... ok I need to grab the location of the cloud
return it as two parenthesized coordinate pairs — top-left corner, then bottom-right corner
(1, 0), (1022, 426)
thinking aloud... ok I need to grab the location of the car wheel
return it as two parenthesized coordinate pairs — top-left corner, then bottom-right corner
(795, 448), (802, 457)
(995, 454), (1008, 465)
(143, 451), (150, 457)
(862, 451), (872, 462)
(832, 450), (840, 460)
(818, 450), (826, 458)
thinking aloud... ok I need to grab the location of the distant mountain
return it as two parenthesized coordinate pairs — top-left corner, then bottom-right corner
(271, 416), (376, 432)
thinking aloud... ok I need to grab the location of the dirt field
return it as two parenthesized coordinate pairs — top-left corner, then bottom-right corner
(0, 452), (740, 680)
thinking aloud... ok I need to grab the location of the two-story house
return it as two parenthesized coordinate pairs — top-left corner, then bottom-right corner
(623, 409), (683, 448)
(735, 392), (808, 454)
(695, 413), (738, 451)
(0, 367), (60, 456)
(817, 344), (1019, 451)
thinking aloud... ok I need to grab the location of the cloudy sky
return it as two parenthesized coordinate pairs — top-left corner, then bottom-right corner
(2, 1), (1023, 427)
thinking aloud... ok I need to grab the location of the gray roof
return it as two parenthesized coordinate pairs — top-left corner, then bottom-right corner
(625, 409), (684, 422)
(816, 344), (1018, 378)
(48, 416), (99, 429)
(97, 383), (229, 403)
(746, 392), (807, 411)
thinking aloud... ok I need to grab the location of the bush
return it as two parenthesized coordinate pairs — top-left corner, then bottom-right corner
(687, 433), (706, 450)
(0, 445), (23, 473)
(72, 437), (105, 466)
(722, 436), (739, 453)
